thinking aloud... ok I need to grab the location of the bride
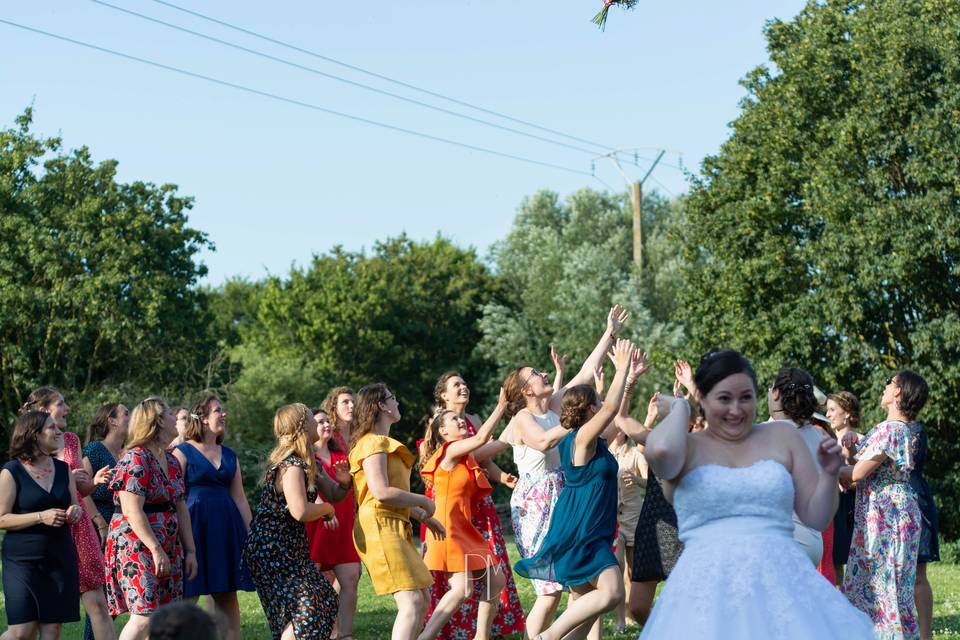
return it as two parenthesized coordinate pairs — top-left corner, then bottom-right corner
(640, 350), (873, 638)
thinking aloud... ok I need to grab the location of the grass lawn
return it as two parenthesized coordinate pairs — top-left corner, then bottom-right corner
(2, 543), (959, 638)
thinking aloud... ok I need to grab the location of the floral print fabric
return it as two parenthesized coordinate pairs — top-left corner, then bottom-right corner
(243, 456), (337, 640)
(843, 420), (921, 639)
(104, 447), (184, 616)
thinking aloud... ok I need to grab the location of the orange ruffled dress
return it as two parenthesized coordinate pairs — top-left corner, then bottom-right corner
(420, 442), (497, 573)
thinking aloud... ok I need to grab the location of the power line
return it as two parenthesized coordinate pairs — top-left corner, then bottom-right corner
(0, 19), (593, 178)
(149, 0), (617, 153)
(90, 0), (604, 157)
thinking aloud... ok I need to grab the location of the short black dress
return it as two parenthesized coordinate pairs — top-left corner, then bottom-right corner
(631, 468), (683, 582)
(832, 487), (856, 565)
(2, 459), (80, 625)
(910, 422), (940, 563)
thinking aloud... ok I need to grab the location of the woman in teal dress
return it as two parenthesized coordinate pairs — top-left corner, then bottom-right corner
(514, 340), (650, 640)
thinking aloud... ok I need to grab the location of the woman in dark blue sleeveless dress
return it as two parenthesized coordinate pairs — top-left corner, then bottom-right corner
(172, 396), (254, 640)
(0, 411), (83, 638)
(514, 341), (650, 640)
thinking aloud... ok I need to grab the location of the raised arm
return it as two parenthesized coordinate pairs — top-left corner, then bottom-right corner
(574, 341), (645, 464)
(550, 304), (628, 412)
(551, 345), (567, 391)
(613, 389), (654, 445)
(508, 411), (569, 452)
(786, 424), (842, 530)
(444, 390), (508, 463)
(644, 395), (691, 481)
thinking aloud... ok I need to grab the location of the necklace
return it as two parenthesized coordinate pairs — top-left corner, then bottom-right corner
(23, 458), (54, 482)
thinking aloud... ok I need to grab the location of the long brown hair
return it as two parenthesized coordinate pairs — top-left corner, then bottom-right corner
(86, 403), (121, 445)
(419, 410), (454, 480)
(269, 403), (318, 492)
(433, 372), (462, 412)
(352, 383), (391, 447)
(322, 386), (354, 430)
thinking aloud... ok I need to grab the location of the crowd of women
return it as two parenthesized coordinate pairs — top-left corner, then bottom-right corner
(0, 304), (941, 640)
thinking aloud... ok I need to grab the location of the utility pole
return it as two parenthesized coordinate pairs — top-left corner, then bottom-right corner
(632, 150), (665, 268)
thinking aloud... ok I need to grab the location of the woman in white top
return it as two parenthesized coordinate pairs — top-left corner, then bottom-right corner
(498, 304), (628, 639)
(766, 367), (833, 570)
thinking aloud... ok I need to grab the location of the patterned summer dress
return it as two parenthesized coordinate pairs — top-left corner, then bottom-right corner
(843, 420), (921, 639)
(61, 431), (106, 593)
(104, 447), (185, 616)
(509, 409), (565, 596)
(243, 456), (338, 640)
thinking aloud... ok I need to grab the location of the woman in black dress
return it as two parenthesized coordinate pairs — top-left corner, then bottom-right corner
(0, 411), (84, 638)
(910, 420), (940, 640)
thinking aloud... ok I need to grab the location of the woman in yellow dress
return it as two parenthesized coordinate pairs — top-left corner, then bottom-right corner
(350, 383), (446, 640)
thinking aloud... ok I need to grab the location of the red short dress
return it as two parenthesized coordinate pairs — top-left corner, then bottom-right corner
(305, 436), (360, 570)
(104, 447), (184, 616)
(61, 431), (106, 593)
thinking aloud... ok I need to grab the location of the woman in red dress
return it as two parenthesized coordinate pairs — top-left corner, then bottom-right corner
(105, 397), (198, 640)
(305, 408), (361, 639)
(418, 372), (526, 640)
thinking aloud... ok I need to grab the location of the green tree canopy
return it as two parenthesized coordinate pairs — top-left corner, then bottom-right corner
(679, 0), (960, 534)
(477, 188), (686, 401)
(0, 109), (215, 424)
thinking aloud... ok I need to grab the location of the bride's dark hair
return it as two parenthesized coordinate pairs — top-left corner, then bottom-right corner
(693, 350), (757, 397)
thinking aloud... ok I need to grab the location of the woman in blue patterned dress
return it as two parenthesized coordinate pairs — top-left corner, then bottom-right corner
(842, 370), (929, 639)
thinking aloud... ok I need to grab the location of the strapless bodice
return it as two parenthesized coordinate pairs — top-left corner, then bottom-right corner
(674, 459), (795, 544)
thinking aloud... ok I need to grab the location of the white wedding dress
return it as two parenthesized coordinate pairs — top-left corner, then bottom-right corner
(639, 459), (875, 639)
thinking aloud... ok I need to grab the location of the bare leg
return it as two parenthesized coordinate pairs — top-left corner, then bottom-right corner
(333, 563), (361, 638)
(539, 566), (624, 640)
(613, 538), (627, 632)
(393, 589), (428, 640)
(118, 614), (151, 640)
(1, 621), (40, 640)
(915, 562), (933, 640)
(80, 589), (116, 640)
(418, 572), (470, 640)
(37, 625), (62, 640)
(623, 545), (634, 624)
(211, 592), (242, 640)
(474, 564), (507, 640)
(627, 580), (658, 626)
(526, 592), (562, 639)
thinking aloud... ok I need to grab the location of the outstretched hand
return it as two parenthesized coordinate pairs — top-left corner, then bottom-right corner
(607, 304), (629, 336)
(550, 344), (567, 376)
(644, 392), (660, 427)
(628, 349), (650, 382)
(593, 365), (605, 394)
(674, 359), (694, 393)
(606, 338), (634, 372)
(331, 460), (352, 488)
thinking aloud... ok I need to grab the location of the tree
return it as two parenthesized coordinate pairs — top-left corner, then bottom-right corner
(0, 109), (216, 424)
(679, 0), (960, 536)
(477, 188), (686, 402)
(226, 235), (501, 483)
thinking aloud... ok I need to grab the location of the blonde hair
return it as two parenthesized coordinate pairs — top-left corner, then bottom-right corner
(269, 403), (317, 491)
(127, 397), (169, 449)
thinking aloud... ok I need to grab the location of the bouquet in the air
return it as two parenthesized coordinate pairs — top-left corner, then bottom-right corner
(592, 0), (639, 30)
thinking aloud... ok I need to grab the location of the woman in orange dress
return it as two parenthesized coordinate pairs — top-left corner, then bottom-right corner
(417, 390), (510, 640)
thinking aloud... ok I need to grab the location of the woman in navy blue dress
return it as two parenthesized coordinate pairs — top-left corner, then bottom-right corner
(172, 395), (254, 640)
(0, 411), (84, 638)
(515, 340), (650, 640)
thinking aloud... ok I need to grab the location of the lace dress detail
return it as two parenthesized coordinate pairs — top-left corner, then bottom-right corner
(639, 460), (874, 639)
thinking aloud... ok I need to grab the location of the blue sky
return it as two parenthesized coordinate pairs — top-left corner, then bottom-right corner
(1, 0), (805, 284)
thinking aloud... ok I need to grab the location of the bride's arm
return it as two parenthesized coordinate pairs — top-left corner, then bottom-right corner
(643, 396), (690, 482)
(784, 424), (842, 530)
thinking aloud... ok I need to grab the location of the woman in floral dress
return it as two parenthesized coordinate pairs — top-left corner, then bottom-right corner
(243, 403), (351, 640)
(105, 397), (198, 640)
(842, 370), (928, 639)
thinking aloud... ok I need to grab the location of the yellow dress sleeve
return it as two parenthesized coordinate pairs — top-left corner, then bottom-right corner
(349, 434), (414, 475)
